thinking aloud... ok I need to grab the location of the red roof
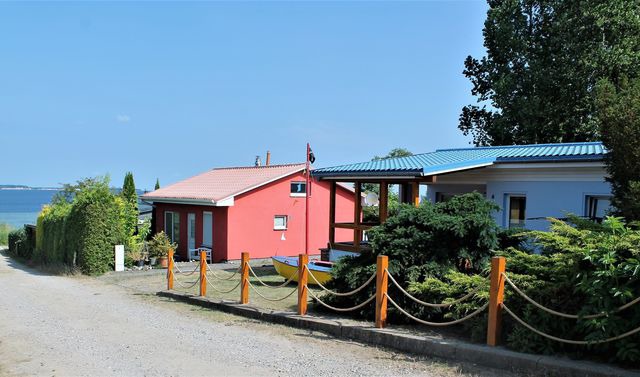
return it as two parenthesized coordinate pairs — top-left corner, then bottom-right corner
(142, 163), (306, 204)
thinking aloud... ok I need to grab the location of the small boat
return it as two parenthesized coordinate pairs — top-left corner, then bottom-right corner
(271, 256), (333, 285)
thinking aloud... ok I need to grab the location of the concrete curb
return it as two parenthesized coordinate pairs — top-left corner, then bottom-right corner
(157, 290), (639, 377)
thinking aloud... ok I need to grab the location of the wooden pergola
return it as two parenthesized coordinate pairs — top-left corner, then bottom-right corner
(325, 177), (436, 253)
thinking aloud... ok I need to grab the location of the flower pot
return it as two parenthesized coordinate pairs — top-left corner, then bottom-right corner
(136, 260), (144, 267)
(149, 257), (158, 266)
(158, 256), (168, 268)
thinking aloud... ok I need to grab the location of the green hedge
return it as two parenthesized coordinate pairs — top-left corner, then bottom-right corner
(32, 177), (129, 275)
(66, 187), (126, 274)
(7, 226), (35, 259)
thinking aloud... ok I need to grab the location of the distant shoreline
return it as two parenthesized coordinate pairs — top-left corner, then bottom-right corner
(0, 187), (60, 191)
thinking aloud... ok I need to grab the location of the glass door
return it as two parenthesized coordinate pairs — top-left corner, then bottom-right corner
(187, 213), (196, 250)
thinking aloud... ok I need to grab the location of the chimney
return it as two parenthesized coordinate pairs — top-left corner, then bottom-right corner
(266, 151), (271, 166)
(255, 155), (262, 167)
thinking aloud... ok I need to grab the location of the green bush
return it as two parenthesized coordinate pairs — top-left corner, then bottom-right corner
(31, 176), (131, 275)
(7, 226), (35, 259)
(411, 216), (640, 365)
(65, 181), (127, 275)
(324, 193), (499, 321)
(0, 223), (12, 246)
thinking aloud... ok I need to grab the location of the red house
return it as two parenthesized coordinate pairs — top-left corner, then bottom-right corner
(142, 163), (355, 262)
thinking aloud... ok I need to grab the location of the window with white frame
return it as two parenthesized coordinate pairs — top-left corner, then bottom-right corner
(506, 195), (526, 228)
(164, 211), (180, 244)
(586, 195), (612, 221)
(202, 211), (213, 247)
(290, 181), (306, 197)
(274, 215), (288, 230)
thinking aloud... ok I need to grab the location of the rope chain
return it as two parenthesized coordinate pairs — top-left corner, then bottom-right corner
(173, 263), (199, 276)
(502, 272), (640, 320)
(307, 287), (376, 312)
(386, 269), (482, 308)
(206, 278), (242, 294)
(305, 265), (376, 297)
(206, 263), (241, 281)
(173, 275), (201, 290)
(386, 293), (489, 327)
(502, 303), (640, 345)
(246, 279), (298, 302)
(248, 264), (298, 289)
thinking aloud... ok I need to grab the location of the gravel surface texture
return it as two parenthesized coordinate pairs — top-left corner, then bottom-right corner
(0, 251), (518, 377)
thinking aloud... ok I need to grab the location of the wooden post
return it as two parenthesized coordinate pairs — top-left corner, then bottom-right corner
(241, 252), (249, 304)
(487, 256), (506, 346)
(329, 181), (336, 247)
(199, 251), (207, 296)
(379, 181), (388, 223)
(375, 255), (388, 328)
(167, 248), (174, 290)
(411, 182), (420, 207)
(354, 181), (362, 251)
(298, 254), (309, 315)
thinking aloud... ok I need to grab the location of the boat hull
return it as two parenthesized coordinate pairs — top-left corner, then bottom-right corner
(271, 256), (332, 285)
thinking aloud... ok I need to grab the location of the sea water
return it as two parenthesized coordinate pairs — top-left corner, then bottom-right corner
(0, 189), (60, 228)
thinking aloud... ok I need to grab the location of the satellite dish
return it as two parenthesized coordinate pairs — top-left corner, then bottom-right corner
(364, 192), (379, 207)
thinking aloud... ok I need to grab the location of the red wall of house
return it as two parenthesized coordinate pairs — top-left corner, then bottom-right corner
(226, 173), (354, 260)
(153, 203), (228, 261)
(152, 173), (354, 262)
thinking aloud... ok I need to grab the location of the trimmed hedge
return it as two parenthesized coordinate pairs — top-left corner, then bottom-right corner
(33, 177), (129, 275)
(8, 225), (35, 259)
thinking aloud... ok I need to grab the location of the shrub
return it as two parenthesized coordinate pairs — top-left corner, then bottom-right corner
(7, 226), (35, 259)
(0, 223), (12, 246)
(324, 193), (499, 321)
(148, 231), (176, 258)
(66, 181), (127, 275)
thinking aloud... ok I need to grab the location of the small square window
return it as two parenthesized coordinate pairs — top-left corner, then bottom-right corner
(274, 215), (288, 230)
(290, 182), (306, 197)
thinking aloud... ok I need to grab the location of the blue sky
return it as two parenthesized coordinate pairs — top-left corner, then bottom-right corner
(0, 1), (488, 190)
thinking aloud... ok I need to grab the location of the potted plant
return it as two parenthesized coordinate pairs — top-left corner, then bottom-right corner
(148, 231), (176, 268)
(127, 247), (144, 267)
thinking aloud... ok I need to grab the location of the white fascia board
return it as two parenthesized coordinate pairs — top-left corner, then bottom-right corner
(422, 161), (495, 177)
(141, 197), (219, 206)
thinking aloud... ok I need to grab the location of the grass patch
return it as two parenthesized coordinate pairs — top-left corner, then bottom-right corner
(0, 222), (12, 246)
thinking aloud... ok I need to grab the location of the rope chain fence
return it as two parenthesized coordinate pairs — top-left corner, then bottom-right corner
(307, 288), (376, 312)
(306, 265), (376, 297)
(248, 264), (298, 289)
(501, 303), (640, 345)
(386, 269), (483, 308)
(246, 279), (298, 302)
(502, 272), (640, 320)
(206, 263), (241, 281)
(173, 275), (201, 290)
(173, 263), (199, 277)
(386, 293), (489, 327)
(206, 278), (242, 294)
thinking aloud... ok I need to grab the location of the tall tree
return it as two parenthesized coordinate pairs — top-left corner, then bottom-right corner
(460, 0), (640, 146)
(154, 178), (160, 191)
(596, 77), (640, 221)
(121, 172), (137, 207)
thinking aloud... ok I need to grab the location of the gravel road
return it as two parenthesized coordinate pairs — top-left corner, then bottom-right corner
(0, 252), (513, 377)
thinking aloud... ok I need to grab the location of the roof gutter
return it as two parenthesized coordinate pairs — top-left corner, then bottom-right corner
(140, 197), (219, 206)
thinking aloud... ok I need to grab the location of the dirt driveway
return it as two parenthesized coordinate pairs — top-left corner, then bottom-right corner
(0, 252), (514, 377)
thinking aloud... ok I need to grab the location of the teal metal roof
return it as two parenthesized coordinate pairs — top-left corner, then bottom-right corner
(312, 142), (606, 178)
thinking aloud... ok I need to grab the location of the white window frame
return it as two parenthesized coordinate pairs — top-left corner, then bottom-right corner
(202, 211), (213, 247)
(274, 215), (288, 230)
(290, 181), (307, 197)
(585, 195), (612, 221)
(164, 211), (180, 244)
(505, 194), (527, 228)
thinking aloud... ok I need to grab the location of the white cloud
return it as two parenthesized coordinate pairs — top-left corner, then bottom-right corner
(116, 114), (131, 123)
